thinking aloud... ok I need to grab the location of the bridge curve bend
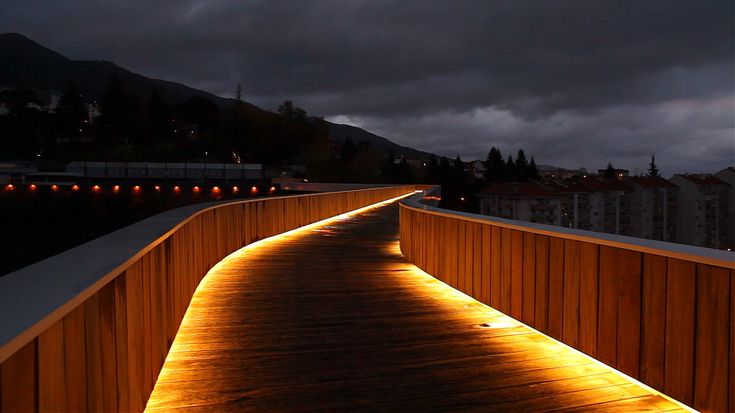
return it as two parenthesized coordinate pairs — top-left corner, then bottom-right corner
(0, 185), (415, 412)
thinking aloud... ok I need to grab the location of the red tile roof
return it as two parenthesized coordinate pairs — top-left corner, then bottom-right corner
(578, 177), (631, 192)
(680, 174), (728, 186)
(480, 182), (558, 197)
(627, 176), (678, 189)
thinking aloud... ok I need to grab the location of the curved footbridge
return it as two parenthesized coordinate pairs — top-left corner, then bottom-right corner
(2, 185), (730, 412)
(146, 200), (685, 412)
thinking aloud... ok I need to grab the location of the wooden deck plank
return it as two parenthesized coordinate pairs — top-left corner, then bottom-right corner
(146, 201), (683, 412)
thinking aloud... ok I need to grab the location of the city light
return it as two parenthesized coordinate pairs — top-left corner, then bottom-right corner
(154, 185), (161, 192)
(232, 186), (239, 193)
(51, 184), (58, 192)
(250, 186), (258, 194)
(71, 185), (80, 191)
(211, 186), (221, 194)
(92, 185), (101, 192)
(133, 185), (142, 193)
(113, 185), (120, 193)
(173, 186), (181, 193)
(192, 186), (200, 193)
(5, 184), (14, 191)
(28, 184), (36, 191)
(269, 186), (276, 194)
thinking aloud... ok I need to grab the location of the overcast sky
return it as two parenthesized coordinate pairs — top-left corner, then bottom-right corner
(2, 1), (733, 175)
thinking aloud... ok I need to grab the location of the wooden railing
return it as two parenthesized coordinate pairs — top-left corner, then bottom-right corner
(0, 186), (415, 413)
(400, 189), (734, 413)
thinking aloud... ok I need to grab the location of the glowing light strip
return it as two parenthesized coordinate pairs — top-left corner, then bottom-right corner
(399, 262), (698, 413)
(211, 191), (416, 263)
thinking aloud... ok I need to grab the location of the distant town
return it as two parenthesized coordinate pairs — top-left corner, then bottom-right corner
(2, 153), (732, 252)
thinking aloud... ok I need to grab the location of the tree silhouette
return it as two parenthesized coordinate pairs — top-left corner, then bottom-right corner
(515, 149), (529, 182)
(528, 156), (540, 181)
(483, 147), (504, 183)
(604, 162), (616, 180)
(277, 100), (306, 121)
(647, 154), (660, 178)
(504, 155), (516, 181)
(235, 83), (242, 102)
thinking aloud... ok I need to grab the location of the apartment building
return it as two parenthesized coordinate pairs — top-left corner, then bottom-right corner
(478, 183), (562, 225)
(626, 176), (678, 242)
(669, 174), (730, 249)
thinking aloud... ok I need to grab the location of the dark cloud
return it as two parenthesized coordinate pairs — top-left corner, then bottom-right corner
(2, 0), (732, 174)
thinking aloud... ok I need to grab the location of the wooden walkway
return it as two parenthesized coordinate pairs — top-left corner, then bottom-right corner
(146, 200), (685, 412)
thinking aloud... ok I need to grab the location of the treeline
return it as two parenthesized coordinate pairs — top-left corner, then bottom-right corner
(420, 147), (541, 212)
(0, 75), (331, 165)
(483, 147), (540, 183)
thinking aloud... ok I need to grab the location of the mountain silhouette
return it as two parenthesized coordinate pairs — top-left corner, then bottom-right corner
(0, 32), (431, 159)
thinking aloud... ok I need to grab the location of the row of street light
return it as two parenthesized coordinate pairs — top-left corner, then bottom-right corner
(3, 183), (277, 196)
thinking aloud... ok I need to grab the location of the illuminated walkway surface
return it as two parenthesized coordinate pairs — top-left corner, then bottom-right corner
(146, 201), (685, 412)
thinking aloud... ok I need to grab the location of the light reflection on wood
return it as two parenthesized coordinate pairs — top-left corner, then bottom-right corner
(146, 201), (686, 412)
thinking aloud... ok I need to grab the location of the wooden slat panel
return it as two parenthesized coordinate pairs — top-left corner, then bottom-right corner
(578, 243), (598, 357)
(522, 233), (535, 325)
(85, 289), (104, 412)
(664, 258), (696, 406)
(597, 246), (619, 367)
(456, 220), (466, 291)
(500, 228), (512, 314)
(449, 219), (459, 288)
(480, 225), (491, 305)
(114, 273), (130, 412)
(0, 340), (35, 413)
(141, 254), (153, 402)
(693, 264), (730, 412)
(64, 304), (87, 412)
(126, 261), (147, 412)
(472, 223), (482, 302)
(38, 319), (65, 413)
(534, 235), (549, 333)
(563, 239), (580, 348)
(510, 230), (523, 319)
(439, 219), (452, 284)
(615, 248), (642, 378)
(640, 254), (667, 391)
(548, 237), (565, 340)
(464, 221), (474, 296)
(99, 281), (118, 412)
(490, 226), (502, 308)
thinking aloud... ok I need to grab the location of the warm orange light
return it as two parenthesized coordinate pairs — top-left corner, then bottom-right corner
(192, 186), (200, 193)
(250, 186), (258, 194)
(71, 184), (80, 191)
(269, 186), (276, 194)
(5, 184), (14, 191)
(28, 184), (37, 191)
(232, 186), (239, 193)
(173, 185), (181, 192)
(51, 184), (59, 192)
(211, 186), (220, 193)
(154, 185), (161, 192)
(92, 185), (101, 192)
(133, 185), (142, 193)
(113, 185), (120, 193)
